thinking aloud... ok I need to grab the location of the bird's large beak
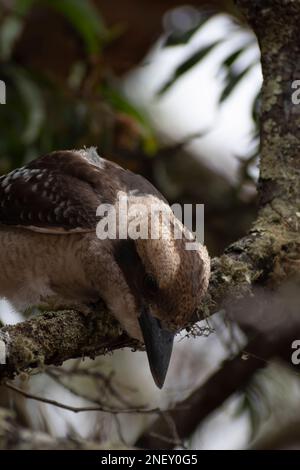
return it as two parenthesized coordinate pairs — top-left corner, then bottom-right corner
(138, 306), (175, 389)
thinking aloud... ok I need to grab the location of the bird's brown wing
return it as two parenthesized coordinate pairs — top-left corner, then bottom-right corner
(0, 150), (106, 233)
(0, 148), (167, 233)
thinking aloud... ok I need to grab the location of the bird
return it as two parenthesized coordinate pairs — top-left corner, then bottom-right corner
(0, 147), (210, 388)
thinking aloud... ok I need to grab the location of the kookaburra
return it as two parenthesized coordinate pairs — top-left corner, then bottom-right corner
(0, 148), (210, 388)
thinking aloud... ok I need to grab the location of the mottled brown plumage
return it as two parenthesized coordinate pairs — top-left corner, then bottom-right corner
(0, 148), (164, 232)
(0, 148), (210, 387)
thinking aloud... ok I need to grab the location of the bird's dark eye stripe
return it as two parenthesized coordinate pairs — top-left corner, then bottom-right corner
(114, 239), (147, 295)
(114, 239), (141, 267)
(143, 273), (159, 293)
(114, 240), (159, 302)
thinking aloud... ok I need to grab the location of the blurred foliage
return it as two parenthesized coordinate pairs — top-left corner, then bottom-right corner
(0, 1), (260, 182)
(161, 8), (258, 104)
(236, 372), (272, 441)
(236, 364), (297, 444)
(158, 39), (222, 95)
(13, 0), (110, 53)
(160, 7), (261, 182)
(0, 0), (257, 254)
(0, 0), (157, 172)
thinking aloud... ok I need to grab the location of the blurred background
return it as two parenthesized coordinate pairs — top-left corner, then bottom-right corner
(1, 0), (296, 451)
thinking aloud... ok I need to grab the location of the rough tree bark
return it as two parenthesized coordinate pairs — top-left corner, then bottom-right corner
(0, 309), (136, 381)
(0, 0), (299, 449)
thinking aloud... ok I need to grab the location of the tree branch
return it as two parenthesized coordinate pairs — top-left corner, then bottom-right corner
(4, 381), (163, 415)
(0, 309), (138, 381)
(0, 222), (286, 383)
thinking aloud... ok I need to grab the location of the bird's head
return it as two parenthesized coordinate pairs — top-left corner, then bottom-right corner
(113, 195), (210, 388)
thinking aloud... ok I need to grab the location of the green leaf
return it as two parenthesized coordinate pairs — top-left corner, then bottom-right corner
(222, 46), (248, 69)
(14, 0), (36, 16)
(47, 0), (108, 54)
(251, 90), (261, 125)
(218, 39), (258, 103)
(158, 40), (222, 95)
(14, 0), (108, 54)
(219, 63), (255, 103)
(12, 69), (45, 144)
(164, 25), (202, 47)
(102, 86), (158, 154)
(0, 16), (23, 60)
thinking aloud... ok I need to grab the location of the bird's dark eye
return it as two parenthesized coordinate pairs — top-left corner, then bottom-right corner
(144, 273), (159, 294)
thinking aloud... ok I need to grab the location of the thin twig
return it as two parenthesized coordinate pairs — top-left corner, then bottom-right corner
(48, 366), (137, 407)
(4, 382), (164, 415)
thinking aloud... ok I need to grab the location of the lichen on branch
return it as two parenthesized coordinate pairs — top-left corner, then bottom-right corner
(0, 309), (137, 381)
